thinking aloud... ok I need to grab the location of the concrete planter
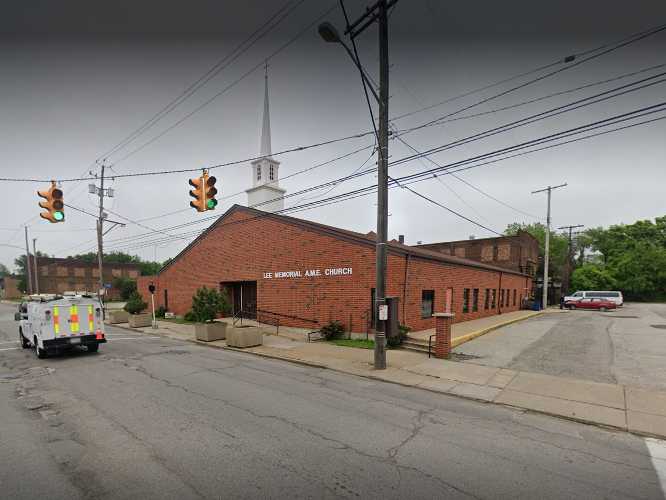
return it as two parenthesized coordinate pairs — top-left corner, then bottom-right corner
(226, 327), (263, 348)
(128, 313), (152, 328)
(107, 309), (130, 324)
(195, 322), (227, 342)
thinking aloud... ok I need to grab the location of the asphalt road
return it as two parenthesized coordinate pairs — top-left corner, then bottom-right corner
(1, 302), (665, 499)
(454, 303), (666, 390)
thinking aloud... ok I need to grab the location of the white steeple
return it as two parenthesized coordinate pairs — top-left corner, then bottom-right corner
(246, 65), (286, 213)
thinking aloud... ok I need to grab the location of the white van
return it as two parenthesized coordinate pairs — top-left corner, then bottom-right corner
(16, 294), (107, 358)
(563, 290), (623, 306)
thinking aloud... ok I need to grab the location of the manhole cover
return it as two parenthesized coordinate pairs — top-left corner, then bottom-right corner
(651, 324), (666, 330)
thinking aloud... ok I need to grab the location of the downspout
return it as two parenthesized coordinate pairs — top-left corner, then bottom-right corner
(402, 253), (410, 326)
(498, 271), (503, 315)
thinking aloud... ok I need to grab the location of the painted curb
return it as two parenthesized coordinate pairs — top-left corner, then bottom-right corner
(451, 311), (544, 348)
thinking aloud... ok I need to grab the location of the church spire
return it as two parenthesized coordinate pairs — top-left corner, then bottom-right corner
(260, 63), (272, 158)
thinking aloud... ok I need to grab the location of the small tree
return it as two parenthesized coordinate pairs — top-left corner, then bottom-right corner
(190, 287), (230, 323)
(320, 320), (345, 340)
(124, 291), (148, 315)
(113, 276), (137, 301)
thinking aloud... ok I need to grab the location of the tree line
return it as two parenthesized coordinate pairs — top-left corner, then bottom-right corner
(507, 215), (666, 302)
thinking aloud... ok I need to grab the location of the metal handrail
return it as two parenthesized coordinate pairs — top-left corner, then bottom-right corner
(428, 334), (436, 358)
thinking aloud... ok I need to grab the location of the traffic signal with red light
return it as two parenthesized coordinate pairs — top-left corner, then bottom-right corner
(38, 182), (65, 223)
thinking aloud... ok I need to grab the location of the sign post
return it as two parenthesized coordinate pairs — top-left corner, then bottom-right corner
(148, 283), (157, 329)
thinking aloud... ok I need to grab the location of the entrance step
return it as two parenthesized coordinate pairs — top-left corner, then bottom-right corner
(401, 339), (431, 354)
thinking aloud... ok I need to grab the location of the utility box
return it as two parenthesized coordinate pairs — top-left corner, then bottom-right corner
(385, 296), (400, 343)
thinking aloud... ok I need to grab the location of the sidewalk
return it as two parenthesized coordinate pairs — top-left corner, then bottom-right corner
(113, 316), (666, 440)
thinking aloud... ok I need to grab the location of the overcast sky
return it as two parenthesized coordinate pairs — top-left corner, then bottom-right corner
(1, 0), (665, 271)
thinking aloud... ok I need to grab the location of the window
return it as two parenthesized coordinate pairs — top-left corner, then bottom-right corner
(500, 289), (505, 307)
(462, 288), (470, 313)
(472, 288), (479, 312)
(421, 290), (435, 318)
(513, 289), (517, 306)
(484, 289), (490, 310)
(269, 164), (275, 181)
(491, 289), (497, 308)
(256, 166), (261, 181)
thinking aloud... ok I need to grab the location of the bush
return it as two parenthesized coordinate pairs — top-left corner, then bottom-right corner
(124, 291), (147, 315)
(155, 306), (166, 318)
(190, 287), (230, 323)
(321, 320), (345, 340)
(387, 324), (411, 348)
(183, 310), (196, 322)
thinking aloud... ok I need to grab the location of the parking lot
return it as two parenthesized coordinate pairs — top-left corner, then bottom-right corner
(453, 302), (666, 391)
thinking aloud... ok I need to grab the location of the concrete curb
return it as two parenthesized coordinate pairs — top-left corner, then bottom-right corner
(451, 311), (543, 348)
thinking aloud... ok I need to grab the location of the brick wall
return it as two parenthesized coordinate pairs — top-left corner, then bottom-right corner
(139, 208), (530, 333)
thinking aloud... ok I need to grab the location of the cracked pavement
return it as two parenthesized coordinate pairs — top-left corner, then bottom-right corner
(1, 303), (664, 499)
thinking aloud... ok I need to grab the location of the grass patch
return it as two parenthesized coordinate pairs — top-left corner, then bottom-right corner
(329, 338), (375, 349)
(160, 317), (197, 325)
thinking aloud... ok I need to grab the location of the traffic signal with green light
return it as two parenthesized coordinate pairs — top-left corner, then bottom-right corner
(205, 175), (218, 210)
(189, 171), (218, 212)
(38, 182), (65, 223)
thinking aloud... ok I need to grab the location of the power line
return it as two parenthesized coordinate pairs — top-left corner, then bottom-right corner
(99, 108), (666, 252)
(98, 1), (303, 162)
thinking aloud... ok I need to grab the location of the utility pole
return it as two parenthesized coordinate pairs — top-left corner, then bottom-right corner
(32, 238), (39, 295)
(532, 183), (567, 309)
(96, 163), (106, 304)
(557, 224), (584, 294)
(24, 226), (33, 295)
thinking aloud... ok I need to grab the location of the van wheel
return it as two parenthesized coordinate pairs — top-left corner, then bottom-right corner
(19, 329), (30, 349)
(87, 343), (99, 353)
(34, 337), (47, 359)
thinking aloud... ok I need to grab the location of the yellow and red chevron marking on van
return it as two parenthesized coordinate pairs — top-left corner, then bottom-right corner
(53, 306), (61, 335)
(69, 305), (80, 334)
(87, 305), (94, 332)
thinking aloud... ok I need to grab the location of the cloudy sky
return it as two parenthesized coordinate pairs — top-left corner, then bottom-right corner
(1, 0), (665, 271)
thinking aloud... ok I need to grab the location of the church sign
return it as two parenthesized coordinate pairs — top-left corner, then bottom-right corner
(263, 267), (353, 280)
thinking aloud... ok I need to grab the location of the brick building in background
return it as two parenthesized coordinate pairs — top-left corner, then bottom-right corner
(414, 231), (539, 278)
(32, 257), (141, 300)
(137, 205), (531, 334)
(0, 275), (22, 299)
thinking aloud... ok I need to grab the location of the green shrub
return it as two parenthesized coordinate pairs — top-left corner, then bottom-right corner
(155, 306), (166, 318)
(321, 320), (345, 340)
(387, 324), (411, 348)
(190, 287), (230, 323)
(124, 291), (147, 315)
(183, 310), (196, 322)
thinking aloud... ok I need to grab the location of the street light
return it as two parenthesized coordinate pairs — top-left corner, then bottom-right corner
(318, 1), (390, 370)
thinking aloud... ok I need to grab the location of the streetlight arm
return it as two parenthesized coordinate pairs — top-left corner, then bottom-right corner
(338, 39), (380, 104)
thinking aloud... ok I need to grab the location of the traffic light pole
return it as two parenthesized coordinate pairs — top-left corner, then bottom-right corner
(32, 238), (39, 295)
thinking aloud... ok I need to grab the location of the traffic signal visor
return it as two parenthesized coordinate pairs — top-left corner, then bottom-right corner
(189, 176), (205, 212)
(38, 184), (65, 223)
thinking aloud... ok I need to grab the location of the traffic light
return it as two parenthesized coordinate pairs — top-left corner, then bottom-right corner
(205, 175), (218, 210)
(37, 182), (65, 223)
(189, 171), (218, 212)
(189, 175), (205, 212)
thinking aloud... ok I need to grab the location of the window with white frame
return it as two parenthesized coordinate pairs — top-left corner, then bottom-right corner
(269, 164), (275, 181)
(256, 166), (261, 181)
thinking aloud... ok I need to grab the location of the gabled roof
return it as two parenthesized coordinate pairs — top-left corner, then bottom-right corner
(159, 204), (529, 277)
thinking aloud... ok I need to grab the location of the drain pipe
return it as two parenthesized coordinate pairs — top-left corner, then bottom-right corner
(498, 271), (503, 315)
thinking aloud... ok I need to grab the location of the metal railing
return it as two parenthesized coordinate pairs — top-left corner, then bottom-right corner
(428, 334), (436, 358)
(232, 307), (318, 335)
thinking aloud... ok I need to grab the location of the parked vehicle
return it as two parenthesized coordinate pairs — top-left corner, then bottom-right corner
(563, 290), (623, 306)
(564, 297), (617, 312)
(16, 293), (106, 358)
